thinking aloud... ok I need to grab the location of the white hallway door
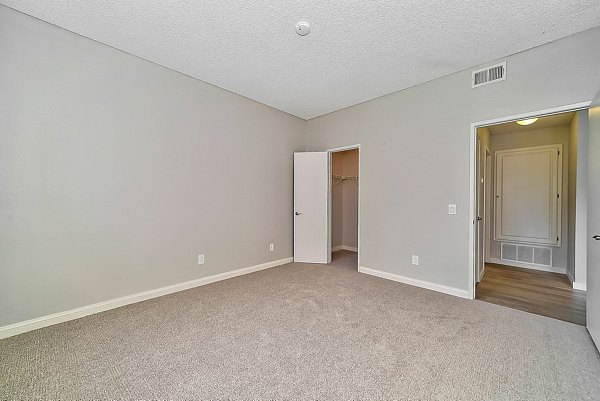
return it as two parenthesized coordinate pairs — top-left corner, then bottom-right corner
(293, 152), (329, 263)
(588, 92), (600, 348)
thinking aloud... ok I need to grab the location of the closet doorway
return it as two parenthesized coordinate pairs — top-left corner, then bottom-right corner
(328, 145), (360, 270)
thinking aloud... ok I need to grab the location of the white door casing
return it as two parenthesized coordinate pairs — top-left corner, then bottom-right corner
(477, 149), (489, 280)
(587, 93), (600, 349)
(294, 152), (329, 263)
(470, 102), (592, 300)
(476, 138), (484, 281)
(485, 150), (492, 265)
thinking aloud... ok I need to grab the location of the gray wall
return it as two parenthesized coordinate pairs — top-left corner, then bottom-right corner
(569, 115), (579, 280)
(587, 92), (600, 348)
(305, 27), (600, 291)
(572, 111), (589, 287)
(3, 5), (600, 329)
(0, 6), (305, 327)
(489, 126), (570, 270)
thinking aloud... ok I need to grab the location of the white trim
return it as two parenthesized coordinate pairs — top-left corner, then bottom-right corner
(327, 144), (362, 153)
(359, 266), (470, 299)
(0, 257), (293, 340)
(332, 245), (358, 252)
(472, 102), (591, 129)
(479, 264), (486, 282)
(469, 101), (591, 299)
(566, 269), (575, 284)
(489, 257), (566, 274)
(565, 271), (586, 291)
(327, 144), (361, 268)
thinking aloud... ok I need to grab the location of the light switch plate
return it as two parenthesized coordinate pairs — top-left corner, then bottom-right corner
(412, 255), (419, 265)
(448, 204), (457, 215)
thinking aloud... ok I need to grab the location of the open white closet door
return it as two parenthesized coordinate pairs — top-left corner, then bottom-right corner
(294, 152), (329, 263)
(588, 92), (600, 349)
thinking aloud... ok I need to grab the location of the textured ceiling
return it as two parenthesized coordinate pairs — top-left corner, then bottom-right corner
(3, 1), (600, 119)
(488, 112), (575, 135)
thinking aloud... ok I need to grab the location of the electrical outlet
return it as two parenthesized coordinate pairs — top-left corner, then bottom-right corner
(412, 255), (419, 266)
(269, 243), (274, 252)
(448, 204), (457, 215)
(198, 254), (205, 265)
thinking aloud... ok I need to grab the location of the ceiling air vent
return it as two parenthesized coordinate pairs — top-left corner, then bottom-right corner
(472, 61), (506, 88)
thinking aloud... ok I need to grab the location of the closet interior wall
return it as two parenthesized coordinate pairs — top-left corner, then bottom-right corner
(331, 149), (359, 252)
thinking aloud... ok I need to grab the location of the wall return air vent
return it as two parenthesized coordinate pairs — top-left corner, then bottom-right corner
(472, 61), (506, 88)
(501, 242), (552, 267)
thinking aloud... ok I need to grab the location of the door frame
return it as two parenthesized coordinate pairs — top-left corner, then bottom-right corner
(483, 148), (491, 267)
(475, 137), (482, 281)
(327, 144), (361, 268)
(475, 142), (490, 282)
(469, 101), (591, 299)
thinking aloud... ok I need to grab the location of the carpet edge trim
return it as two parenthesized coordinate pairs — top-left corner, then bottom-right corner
(0, 257), (293, 339)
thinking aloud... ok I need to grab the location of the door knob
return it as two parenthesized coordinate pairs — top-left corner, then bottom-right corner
(295, 211), (302, 216)
(476, 217), (483, 221)
(593, 235), (600, 240)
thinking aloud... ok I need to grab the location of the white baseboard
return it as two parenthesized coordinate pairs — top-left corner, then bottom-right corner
(565, 268), (587, 291)
(490, 258), (566, 274)
(332, 245), (358, 252)
(566, 270), (575, 284)
(358, 266), (471, 299)
(0, 257), (293, 340)
(477, 265), (486, 282)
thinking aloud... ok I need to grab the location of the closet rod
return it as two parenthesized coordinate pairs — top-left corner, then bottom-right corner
(332, 174), (358, 180)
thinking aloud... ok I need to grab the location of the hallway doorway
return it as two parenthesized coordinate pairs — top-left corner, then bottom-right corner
(471, 106), (589, 323)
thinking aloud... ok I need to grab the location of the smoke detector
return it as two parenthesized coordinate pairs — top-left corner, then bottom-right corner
(296, 21), (310, 36)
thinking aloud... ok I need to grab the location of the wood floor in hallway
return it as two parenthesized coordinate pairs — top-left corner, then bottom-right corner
(476, 263), (586, 326)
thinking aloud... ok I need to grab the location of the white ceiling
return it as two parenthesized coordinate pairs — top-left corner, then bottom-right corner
(3, 1), (600, 119)
(488, 112), (575, 135)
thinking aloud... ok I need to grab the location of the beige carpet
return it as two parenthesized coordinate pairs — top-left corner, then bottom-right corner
(1, 250), (599, 400)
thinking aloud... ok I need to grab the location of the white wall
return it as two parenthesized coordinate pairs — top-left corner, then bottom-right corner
(489, 126), (570, 271)
(305, 27), (600, 292)
(0, 6), (305, 327)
